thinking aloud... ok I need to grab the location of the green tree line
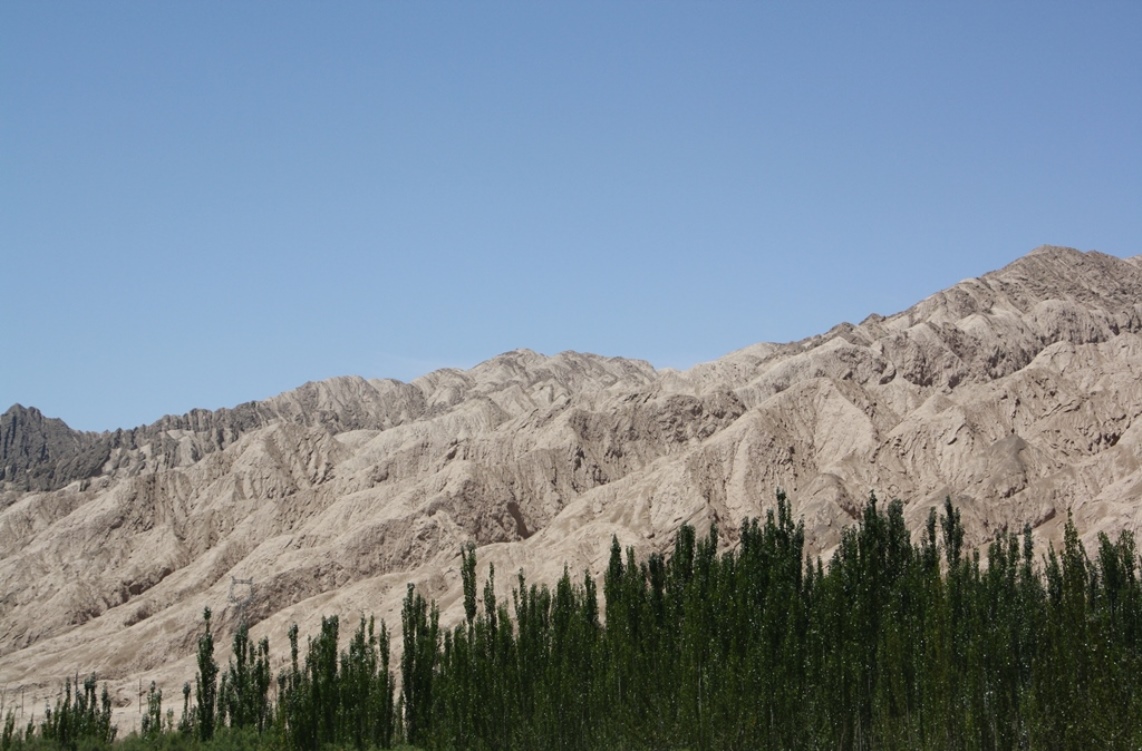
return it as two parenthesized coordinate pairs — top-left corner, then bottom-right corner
(4, 492), (1141, 750)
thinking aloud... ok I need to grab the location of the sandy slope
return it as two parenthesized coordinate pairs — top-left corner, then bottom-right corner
(2, 245), (1140, 730)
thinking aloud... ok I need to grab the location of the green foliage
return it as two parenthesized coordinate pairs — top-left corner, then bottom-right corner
(15, 493), (1142, 751)
(178, 683), (192, 737)
(263, 614), (396, 751)
(400, 585), (438, 747)
(218, 621), (271, 733)
(400, 493), (1142, 750)
(37, 674), (116, 751)
(460, 543), (478, 627)
(195, 608), (218, 742)
(140, 682), (162, 740)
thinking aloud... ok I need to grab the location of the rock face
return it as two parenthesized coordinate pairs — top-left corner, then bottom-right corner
(2, 245), (1141, 726)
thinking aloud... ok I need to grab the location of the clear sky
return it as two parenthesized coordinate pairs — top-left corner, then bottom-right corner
(3, 2), (1140, 433)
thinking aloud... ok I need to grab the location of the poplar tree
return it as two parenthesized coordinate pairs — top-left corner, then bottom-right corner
(195, 607), (218, 741)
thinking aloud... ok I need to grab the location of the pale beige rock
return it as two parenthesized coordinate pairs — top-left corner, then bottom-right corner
(1, 245), (1140, 732)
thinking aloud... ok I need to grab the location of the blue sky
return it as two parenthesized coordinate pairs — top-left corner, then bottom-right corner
(3, 2), (1140, 433)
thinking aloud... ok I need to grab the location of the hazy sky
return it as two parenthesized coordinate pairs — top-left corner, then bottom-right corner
(3, 2), (1140, 432)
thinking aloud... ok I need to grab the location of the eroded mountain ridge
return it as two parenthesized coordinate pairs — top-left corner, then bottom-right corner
(2, 245), (1141, 720)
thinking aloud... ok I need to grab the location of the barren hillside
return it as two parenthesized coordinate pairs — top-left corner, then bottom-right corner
(2, 245), (1141, 728)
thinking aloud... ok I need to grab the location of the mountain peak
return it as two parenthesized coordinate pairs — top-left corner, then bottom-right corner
(1026, 244), (1084, 258)
(0, 403), (101, 490)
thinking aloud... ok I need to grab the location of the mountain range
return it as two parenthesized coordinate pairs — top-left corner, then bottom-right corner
(2, 244), (1141, 726)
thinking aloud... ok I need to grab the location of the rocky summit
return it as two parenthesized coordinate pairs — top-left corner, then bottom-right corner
(2, 245), (1141, 725)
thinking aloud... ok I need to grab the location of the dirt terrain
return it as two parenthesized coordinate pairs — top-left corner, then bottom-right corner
(2, 245), (1140, 730)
